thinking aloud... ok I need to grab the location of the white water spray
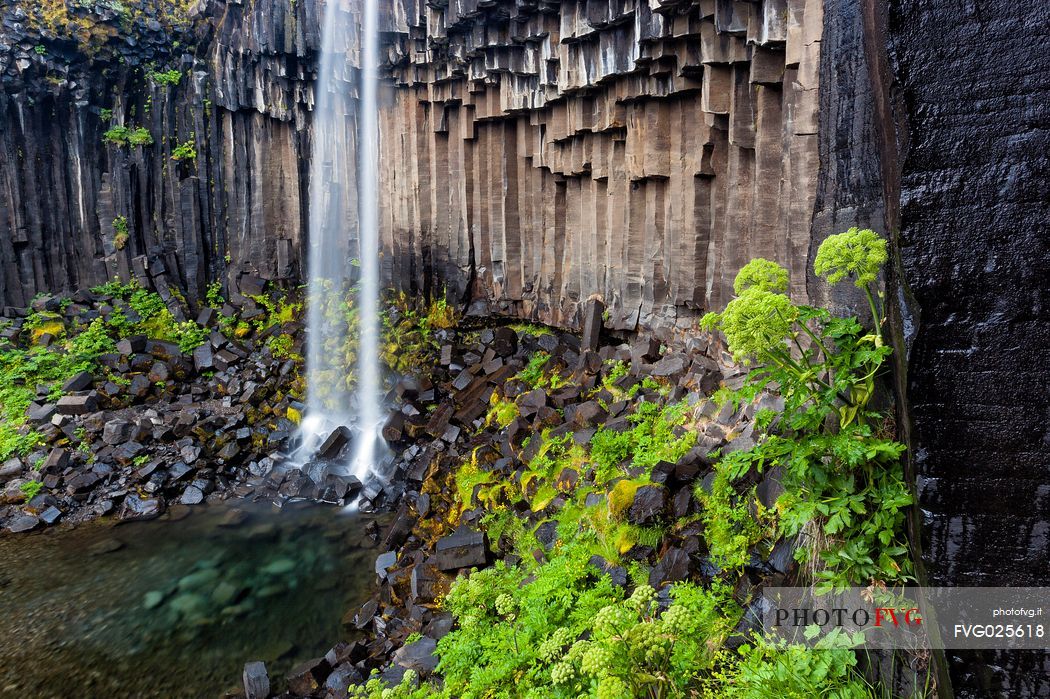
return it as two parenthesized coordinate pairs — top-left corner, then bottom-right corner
(301, 0), (384, 483)
(351, 0), (382, 479)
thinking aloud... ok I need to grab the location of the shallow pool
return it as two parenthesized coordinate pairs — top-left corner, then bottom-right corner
(0, 501), (382, 698)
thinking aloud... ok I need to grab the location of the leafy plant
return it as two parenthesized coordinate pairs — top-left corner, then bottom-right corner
(20, 480), (43, 501)
(103, 125), (154, 147)
(148, 68), (182, 86)
(113, 215), (129, 250)
(171, 139), (196, 161)
(590, 400), (696, 483)
(698, 229), (911, 590)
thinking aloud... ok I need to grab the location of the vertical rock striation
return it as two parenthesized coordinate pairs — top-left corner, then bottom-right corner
(0, 0), (319, 306)
(887, 0), (1050, 695)
(377, 0), (823, 336)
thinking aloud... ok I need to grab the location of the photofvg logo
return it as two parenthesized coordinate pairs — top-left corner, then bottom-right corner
(762, 587), (1049, 650)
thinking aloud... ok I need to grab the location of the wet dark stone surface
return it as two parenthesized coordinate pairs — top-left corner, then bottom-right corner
(888, 0), (1050, 695)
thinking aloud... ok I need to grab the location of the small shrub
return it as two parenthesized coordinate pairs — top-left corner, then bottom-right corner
(148, 68), (182, 86)
(104, 125), (153, 147)
(171, 139), (196, 161)
(20, 480), (43, 501)
(113, 215), (129, 250)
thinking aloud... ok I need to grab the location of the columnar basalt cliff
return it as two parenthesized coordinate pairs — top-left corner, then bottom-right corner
(0, 0), (320, 306)
(375, 0), (822, 335)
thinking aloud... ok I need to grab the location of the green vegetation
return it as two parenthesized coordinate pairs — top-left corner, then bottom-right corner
(0, 315), (115, 460)
(171, 139), (196, 162)
(590, 400), (696, 482)
(20, 480), (43, 502)
(92, 280), (210, 353)
(26, 0), (198, 57)
(356, 229), (912, 698)
(148, 68), (183, 86)
(103, 125), (154, 147)
(381, 292), (457, 376)
(699, 229), (910, 591)
(113, 215), (129, 250)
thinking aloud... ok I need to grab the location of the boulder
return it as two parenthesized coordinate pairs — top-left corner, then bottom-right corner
(317, 426), (352, 460)
(61, 371), (94, 392)
(285, 657), (331, 696)
(626, 484), (667, 525)
(392, 636), (439, 678)
(0, 458), (22, 483)
(102, 419), (135, 445)
(649, 547), (691, 585)
(432, 529), (487, 571)
(41, 448), (70, 473)
(56, 394), (98, 415)
(120, 496), (161, 521)
(7, 514), (40, 533)
(242, 661), (270, 699)
(489, 327), (518, 357)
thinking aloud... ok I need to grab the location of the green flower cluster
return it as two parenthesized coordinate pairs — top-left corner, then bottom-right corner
(733, 258), (790, 295)
(813, 227), (888, 287)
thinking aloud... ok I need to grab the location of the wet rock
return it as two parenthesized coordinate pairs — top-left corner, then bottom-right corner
(243, 661), (270, 699)
(56, 394), (98, 415)
(26, 403), (56, 423)
(649, 547), (691, 585)
(120, 496), (161, 520)
(489, 327), (518, 357)
(432, 528), (487, 571)
(631, 338), (661, 365)
(38, 505), (62, 525)
(180, 485), (205, 505)
(317, 426), (352, 460)
(6, 514), (40, 533)
(627, 484), (667, 525)
(0, 459), (22, 483)
(651, 353), (689, 378)
(392, 636), (439, 678)
(41, 448), (70, 473)
(375, 551), (398, 579)
(286, 657), (331, 695)
(116, 336), (148, 355)
(62, 371), (94, 392)
(102, 419), (135, 445)
(516, 388), (547, 417)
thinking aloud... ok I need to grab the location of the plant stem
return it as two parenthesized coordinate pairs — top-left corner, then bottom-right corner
(863, 286), (882, 335)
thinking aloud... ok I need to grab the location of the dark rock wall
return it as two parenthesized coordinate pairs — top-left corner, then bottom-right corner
(887, 0), (1050, 696)
(0, 0), (318, 306)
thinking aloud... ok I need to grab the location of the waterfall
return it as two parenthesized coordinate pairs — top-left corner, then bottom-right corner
(352, 0), (382, 479)
(300, 0), (384, 484)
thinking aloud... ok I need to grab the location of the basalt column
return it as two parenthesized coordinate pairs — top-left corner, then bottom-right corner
(375, 0), (823, 338)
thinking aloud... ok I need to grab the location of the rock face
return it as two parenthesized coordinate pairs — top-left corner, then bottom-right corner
(886, 1), (1050, 696)
(0, 0), (316, 306)
(0, 0), (825, 333)
(376, 0), (823, 334)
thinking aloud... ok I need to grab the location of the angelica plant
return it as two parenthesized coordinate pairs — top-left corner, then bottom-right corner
(699, 228), (912, 591)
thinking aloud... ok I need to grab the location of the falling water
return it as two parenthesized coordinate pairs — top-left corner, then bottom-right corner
(301, 0), (384, 482)
(352, 0), (383, 479)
